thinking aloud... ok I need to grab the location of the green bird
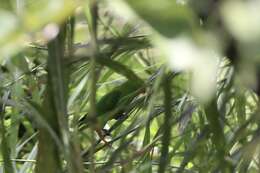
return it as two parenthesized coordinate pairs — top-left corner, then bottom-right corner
(79, 79), (145, 143)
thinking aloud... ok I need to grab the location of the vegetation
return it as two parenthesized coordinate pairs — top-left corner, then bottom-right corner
(1, 0), (260, 172)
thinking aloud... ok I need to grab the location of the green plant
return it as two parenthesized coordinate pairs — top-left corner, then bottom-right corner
(1, 0), (260, 173)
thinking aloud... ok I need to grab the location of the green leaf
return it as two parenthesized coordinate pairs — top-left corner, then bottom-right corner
(125, 0), (197, 37)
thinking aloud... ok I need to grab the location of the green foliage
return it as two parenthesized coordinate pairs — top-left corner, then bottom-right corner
(0, 0), (260, 173)
(126, 0), (196, 37)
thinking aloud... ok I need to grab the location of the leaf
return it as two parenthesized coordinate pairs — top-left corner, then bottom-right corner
(18, 143), (38, 173)
(158, 73), (173, 173)
(0, 91), (15, 173)
(97, 56), (144, 84)
(23, 0), (76, 31)
(125, 0), (197, 37)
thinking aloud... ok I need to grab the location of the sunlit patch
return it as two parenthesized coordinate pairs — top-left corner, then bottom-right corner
(0, 11), (17, 39)
(176, 0), (187, 5)
(221, 0), (260, 42)
(106, 0), (136, 21)
(163, 36), (220, 102)
(42, 23), (60, 40)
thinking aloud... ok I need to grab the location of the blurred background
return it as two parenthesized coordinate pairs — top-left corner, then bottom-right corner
(1, 0), (260, 172)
